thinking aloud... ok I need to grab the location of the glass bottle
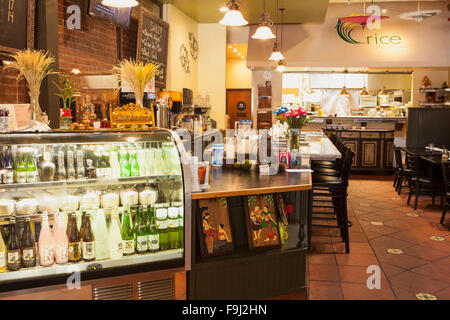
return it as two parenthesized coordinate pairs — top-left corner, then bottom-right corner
(38, 151), (56, 182)
(119, 146), (131, 177)
(2, 147), (14, 184)
(79, 210), (88, 240)
(178, 204), (184, 248)
(68, 213), (82, 263)
(15, 150), (27, 183)
(76, 149), (85, 180)
(94, 151), (103, 179)
(57, 150), (67, 181)
(66, 150), (76, 180)
(85, 159), (96, 179)
(7, 217), (21, 271)
(121, 205), (135, 256)
(147, 206), (159, 253)
(135, 207), (148, 254)
(66, 209), (73, 239)
(0, 228), (6, 272)
(38, 213), (55, 267)
(25, 151), (38, 183)
(156, 204), (169, 251)
(109, 209), (123, 259)
(93, 209), (109, 260)
(54, 213), (69, 264)
(21, 217), (36, 268)
(82, 213), (95, 262)
(110, 150), (121, 178)
(102, 152), (112, 178)
(130, 150), (140, 177)
(167, 206), (179, 249)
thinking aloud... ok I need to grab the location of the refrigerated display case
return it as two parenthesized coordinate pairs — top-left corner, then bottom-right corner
(0, 130), (190, 298)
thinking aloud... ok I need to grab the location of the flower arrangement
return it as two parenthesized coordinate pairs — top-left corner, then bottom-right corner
(274, 106), (310, 150)
(6, 49), (56, 123)
(114, 59), (159, 107)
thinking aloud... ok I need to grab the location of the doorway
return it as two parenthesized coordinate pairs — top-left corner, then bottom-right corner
(226, 89), (252, 129)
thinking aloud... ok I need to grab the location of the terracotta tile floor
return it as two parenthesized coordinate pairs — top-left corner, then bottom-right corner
(307, 174), (450, 300)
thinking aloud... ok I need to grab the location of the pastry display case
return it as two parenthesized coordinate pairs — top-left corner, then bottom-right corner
(0, 130), (190, 292)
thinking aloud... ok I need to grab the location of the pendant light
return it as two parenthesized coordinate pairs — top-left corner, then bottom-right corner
(101, 0), (139, 8)
(251, 0), (276, 39)
(275, 59), (286, 73)
(269, 3), (285, 61)
(340, 86), (350, 96)
(399, 0), (441, 22)
(219, 0), (248, 26)
(360, 86), (369, 95)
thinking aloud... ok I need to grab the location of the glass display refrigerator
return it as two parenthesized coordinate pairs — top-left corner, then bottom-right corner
(0, 130), (190, 299)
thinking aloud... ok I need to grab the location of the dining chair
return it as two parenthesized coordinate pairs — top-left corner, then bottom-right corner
(441, 163), (450, 224)
(394, 147), (412, 195)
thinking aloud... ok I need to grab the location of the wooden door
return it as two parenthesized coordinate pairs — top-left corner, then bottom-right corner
(226, 89), (252, 129)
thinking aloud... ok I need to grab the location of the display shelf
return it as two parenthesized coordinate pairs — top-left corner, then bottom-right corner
(420, 102), (450, 107)
(0, 174), (182, 192)
(0, 249), (184, 283)
(419, 88), (450, 93)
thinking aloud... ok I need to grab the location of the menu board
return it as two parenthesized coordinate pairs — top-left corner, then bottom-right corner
(88, 0), (132, 29)
(137, 8), (168, 88)
(0, 0), (34, 53)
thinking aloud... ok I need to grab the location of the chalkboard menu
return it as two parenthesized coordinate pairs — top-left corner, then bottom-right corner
(137, 8), (169, 88)
(0, 0), (35, 53)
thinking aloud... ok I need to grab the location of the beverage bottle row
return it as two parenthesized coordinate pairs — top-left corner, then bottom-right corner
(0, 142), (181, 185)
(0, 203), (184, 272)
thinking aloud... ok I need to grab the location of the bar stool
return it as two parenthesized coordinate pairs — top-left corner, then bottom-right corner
(313, 144), (349, 177)
(406, 153), (443, 210)
(310, 148), (354, 253)
(440, 163), (449, 224)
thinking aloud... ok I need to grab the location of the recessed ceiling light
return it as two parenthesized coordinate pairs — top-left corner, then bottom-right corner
(237, 52), (241, 56)
(382, 9), (387, 14)
(228, 45), (232, 48)
(241, 56), (245, 59)
(233, 48), (237, 53)
(220, 6), (229, 12)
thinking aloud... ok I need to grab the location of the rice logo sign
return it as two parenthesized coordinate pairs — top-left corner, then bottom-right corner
(336, 5), (402, 46)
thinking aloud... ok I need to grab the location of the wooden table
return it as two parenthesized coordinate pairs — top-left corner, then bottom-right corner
(400, 146), (440, 156)
(192, 167), (312, 200)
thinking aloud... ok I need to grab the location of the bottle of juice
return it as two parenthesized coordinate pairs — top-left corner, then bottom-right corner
(54, 213), (69, 264)
(39, 213), (55, 266)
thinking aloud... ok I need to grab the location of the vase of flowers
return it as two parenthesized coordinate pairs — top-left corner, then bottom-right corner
(6, 49), (55, 123)
(274, 106), (310, 152)
(54, 73), (76, 130)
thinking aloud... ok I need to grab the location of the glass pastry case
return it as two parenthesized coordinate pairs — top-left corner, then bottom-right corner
(0, 130), (190, 292)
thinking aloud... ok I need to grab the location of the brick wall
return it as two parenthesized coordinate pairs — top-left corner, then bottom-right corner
(0, 67), (29, 104)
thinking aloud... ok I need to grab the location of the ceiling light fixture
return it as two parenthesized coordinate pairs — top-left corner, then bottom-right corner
(251, 0), (276, 40)
(399, 0), (441, 22)
(360, 86), (369, 96)
(70, 68), (81, 75)
(340, 86), (350, 96)
(228, 45), (233, 48)
(382, 9), (387, 14)
(219, 0), (248, 26)
(233, 48), (237, 53)
(101, 0), (139, 8)
(269, 2), (285, 61)
(220, 6), (229, 12)
(275, 59), (286, 73)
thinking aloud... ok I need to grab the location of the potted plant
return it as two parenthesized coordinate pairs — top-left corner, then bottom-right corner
(274, 106), (310, 151)
(114, 59), (159, 107)
(6, 49), (55, 123)
(54, 73), (77, 130)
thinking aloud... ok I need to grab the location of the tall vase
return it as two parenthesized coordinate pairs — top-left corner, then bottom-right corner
(29, 88), (43, 122)
(134, 90), (144, 108)
(290, 128), (300, 152)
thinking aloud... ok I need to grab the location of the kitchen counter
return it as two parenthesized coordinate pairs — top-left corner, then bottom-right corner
(310, 116), (407, 122)
(191, 167), (311, 200)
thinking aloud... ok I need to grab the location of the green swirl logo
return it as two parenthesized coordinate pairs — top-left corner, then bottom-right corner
(336, 19), (362, 44)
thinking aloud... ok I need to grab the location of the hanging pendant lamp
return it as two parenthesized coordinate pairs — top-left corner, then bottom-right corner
(252, 0), (276, 39)
(340, 86), (350, 96)
(360, 86), (369, 96)
(269, 3), (285, 61)
(275, 59), (286, 73)
(101, 0), (139, 8)
(399, 0), (441, 22)
(219, 0), (248, 26)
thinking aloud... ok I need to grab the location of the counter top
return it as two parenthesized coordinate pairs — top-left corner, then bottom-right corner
(322, 128), (395, 132)
(310, 116), (407, 122)
(191, 168), (311, 200)
(299, 133), (342, 160)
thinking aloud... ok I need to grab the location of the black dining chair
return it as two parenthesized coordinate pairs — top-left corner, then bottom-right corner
(441, 163), (450, 224)
(394, 147), (412, 195)
(406, 153), (443, 210)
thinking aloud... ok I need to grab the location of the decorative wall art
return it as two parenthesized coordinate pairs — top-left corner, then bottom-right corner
(197, 198), (234, 258)
(244, 194), (281, 250)
(179, 43), (190, 74)
(188, 32), (198, 60)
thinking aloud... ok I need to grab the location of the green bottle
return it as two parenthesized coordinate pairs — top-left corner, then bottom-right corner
(25, 152), (38, 183)
(130, 151), (140, 177)
(167, 206), (179, 249)
(146, 206), (159, 253)
(15, 151), (27, 183)
(119, 149), (130, 177)
(135, 206), (148, 254)
(121, 205), (135, 255)
(177, 203), (184, 248)
(155, 204), (168, 251)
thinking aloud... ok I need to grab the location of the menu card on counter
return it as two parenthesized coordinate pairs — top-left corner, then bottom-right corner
(137, 8), (169, 88)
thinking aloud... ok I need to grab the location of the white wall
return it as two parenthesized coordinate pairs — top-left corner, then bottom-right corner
(198, 24), (227, 130)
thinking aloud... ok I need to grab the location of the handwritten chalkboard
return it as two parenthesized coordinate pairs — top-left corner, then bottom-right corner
(137, 8), (168, 88)
(0, 0), (35, 54)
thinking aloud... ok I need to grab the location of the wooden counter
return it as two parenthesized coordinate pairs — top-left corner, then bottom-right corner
(191, 167), (312, 199)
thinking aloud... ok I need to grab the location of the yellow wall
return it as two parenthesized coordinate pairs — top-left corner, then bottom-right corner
(226, 58), (252, 89)
(163, 4), (198, 95)
(198, 24), (227, 130)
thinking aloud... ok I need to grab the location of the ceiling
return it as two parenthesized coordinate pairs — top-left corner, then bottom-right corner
(227, 43), (248, 59)
(157, 0), (442, 24)
(159, 0), (330, 24)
